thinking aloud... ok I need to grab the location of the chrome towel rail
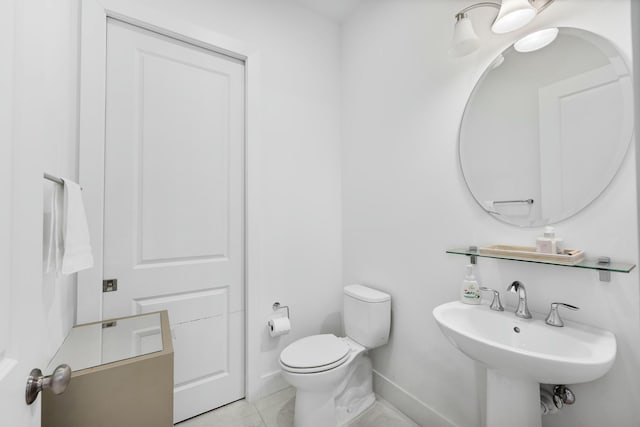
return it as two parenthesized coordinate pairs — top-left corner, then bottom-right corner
(43, 173), (64, 185)
(43, 173), (83, 190)
(493, 199), (534, 205)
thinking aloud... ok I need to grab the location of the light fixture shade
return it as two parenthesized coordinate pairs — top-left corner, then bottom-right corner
(449, 15), (480, 57)
(491, 0), (537, 34)
(514, 27), (559, 52)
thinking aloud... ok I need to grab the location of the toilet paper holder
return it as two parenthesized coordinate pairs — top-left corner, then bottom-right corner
(272, 302), (290, 319)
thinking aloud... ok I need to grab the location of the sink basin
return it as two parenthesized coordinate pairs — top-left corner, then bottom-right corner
(433, 301), (616, 384)
(433, 301), (616, 427)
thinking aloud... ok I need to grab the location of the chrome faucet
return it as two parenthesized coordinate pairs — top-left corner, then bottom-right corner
(506, 281), (532, 319)
(479, 287), (504, 311)
(545, 302), (579, 327)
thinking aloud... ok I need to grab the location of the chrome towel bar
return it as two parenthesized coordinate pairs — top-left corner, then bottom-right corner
(44, 172), (64, 185)
(493, 199), (534, 205)
(44, 173), (83, 190)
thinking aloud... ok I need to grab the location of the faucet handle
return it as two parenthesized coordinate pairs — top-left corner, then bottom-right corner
(545, 302), (579, 327)
(480, 287), (504, 311)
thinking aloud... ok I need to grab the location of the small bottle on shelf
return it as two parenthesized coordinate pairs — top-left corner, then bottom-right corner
(536, 226), (557, 254)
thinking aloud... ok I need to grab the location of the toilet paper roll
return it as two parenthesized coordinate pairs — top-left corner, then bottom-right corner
(268, 317), (291, 337)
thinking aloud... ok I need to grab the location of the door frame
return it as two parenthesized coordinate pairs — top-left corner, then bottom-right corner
(77, 0), (263, 401)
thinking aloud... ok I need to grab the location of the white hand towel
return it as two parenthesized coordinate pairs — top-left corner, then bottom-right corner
(44, 184), (63, 274)
(61, 179), (94, 275)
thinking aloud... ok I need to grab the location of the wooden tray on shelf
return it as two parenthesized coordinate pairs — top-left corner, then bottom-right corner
(479, 245), (585, 265)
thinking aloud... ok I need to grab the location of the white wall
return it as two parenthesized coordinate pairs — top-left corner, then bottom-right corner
(0, 0), (17, 364)
(39, 0), (80, 361)
(342, 1), (640, 427)
(10, 0), (80, 367)
(123, 0), (345, 399)
(0, 2), (78, 425)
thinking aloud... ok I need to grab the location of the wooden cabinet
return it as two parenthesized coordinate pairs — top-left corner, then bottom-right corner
(43, 311), (174, 427)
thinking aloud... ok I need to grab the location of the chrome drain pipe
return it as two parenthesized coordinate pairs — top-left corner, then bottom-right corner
(541, 385), (576, 415)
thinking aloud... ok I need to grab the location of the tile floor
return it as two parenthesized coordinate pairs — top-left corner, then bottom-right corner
(177, 387), (419, 427)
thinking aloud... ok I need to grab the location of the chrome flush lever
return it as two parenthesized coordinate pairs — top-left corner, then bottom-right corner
(479, 287), (504, 311)
(545, 302), (579, 327)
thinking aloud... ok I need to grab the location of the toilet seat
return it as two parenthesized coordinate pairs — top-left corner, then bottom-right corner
(280, 334), (351, 374)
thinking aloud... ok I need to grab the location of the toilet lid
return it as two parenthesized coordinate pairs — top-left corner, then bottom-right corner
(280, 334), (350, 371)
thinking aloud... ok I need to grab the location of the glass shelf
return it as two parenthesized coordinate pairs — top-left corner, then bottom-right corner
(447, 247), (636, 274)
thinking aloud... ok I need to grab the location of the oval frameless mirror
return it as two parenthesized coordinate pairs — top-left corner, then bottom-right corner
(459, 27), (633, 227)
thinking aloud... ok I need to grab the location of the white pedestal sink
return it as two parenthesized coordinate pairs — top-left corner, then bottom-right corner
(433, 301), (616, 427)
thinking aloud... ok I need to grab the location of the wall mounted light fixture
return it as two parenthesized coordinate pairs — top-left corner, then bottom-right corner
(513, 27), (559, 52)
(449, 0), (555, 57)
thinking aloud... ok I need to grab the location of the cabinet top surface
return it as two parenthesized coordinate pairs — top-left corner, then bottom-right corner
(47, 312), (164, 373)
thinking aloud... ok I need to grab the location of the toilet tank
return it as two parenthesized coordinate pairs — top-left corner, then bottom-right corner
(343, 285), (391, 349)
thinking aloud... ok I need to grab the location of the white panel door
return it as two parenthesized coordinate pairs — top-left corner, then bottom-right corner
(538, 65), (627, 220)
(103, 19), (245, 423)
(1, 0), (49, 425)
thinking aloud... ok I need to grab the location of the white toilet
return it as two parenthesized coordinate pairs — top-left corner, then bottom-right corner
(279, 284), (391, 427)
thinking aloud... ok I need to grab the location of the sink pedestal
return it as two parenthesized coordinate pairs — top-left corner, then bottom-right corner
(486, 369), (541, 427)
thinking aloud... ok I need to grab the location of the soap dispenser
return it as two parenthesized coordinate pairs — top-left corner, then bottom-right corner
(461, 264), (481, 305)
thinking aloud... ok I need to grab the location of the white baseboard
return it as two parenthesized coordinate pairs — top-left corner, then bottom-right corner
(373, 370), (458, 427)
(247, 370), (289, 403)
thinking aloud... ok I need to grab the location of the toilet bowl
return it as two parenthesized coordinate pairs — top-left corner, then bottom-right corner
(279, 285), (391, 427)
